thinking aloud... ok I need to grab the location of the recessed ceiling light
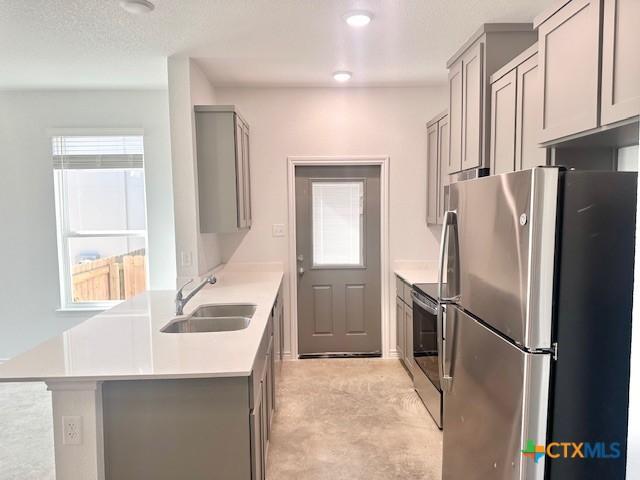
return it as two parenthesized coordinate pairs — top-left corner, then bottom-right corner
(344, 11), (372, 28)
(333, 71), (352, 82)
(120, 0), (155, 14)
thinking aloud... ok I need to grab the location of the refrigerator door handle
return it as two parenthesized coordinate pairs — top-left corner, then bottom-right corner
(437, 304), (452, 392)
(438, 210), (460, 303)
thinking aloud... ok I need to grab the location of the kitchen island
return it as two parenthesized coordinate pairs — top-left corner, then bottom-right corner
(0, 269), (284, 480)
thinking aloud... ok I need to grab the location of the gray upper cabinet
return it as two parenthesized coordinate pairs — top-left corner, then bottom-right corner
(446, 24), (538, 174)
(490, 69), (517, 174)
(426, 122), (439, 224)
(601, 0), (640, 125)
(461, 43), (484, 172)
(437, 117), (450, 223)
(536, 0), (601, 143)
(427, 111), (449, 225)
(535, 0), (639, 144)
(490, 45), (547, 174)
(448, 63), (464, 174)
(194, 105), (252, 233)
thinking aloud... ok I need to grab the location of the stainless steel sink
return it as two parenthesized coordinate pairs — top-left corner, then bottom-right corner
(190, 304), (256, 319)
(160, 303), (256, 333)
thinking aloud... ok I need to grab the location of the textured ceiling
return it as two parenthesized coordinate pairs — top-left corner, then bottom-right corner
(0, 0), (552, 89)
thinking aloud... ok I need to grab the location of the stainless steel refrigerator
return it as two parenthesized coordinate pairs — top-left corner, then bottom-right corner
(438, 167), (636, 480)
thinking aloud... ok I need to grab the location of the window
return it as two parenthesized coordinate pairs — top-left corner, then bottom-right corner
(52, 134), (148, 309)
(312, 180), (364, 267)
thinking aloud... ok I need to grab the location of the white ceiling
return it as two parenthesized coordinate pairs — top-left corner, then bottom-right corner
(0, 0), (552, 90)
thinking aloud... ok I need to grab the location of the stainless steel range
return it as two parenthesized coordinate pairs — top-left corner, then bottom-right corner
(411, 283), (442, 429)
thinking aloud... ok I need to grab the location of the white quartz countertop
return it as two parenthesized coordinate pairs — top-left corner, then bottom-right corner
(394, 267), (439, 286)
(0, 270), (283, 382)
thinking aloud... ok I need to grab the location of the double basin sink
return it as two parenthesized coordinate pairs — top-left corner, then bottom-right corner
(161, 304), (256, 333)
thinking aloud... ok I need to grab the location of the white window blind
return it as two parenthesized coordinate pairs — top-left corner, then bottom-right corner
(312, 181), (364, 266)
(52, 135), (144, 170)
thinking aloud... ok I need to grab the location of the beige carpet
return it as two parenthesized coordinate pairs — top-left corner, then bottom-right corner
(266, 359), (443, 480)
(0, 359), (442, 480)
(0, 381), (55, 479)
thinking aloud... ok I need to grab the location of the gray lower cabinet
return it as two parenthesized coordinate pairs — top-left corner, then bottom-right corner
(102, 289), (282, 480)
(395, 276), (413, 377)
(535, 0), (639, 144)
(426, 111), (449, 225)
(601, 0), (640, 125)
(194, 105), (252, 233)
(490, 45), (548, 174)
(446, 24), (538, 174)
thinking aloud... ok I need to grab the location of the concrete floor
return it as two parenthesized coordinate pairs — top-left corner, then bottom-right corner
(267, 358), (443, 480)
(0, 359), (442, 480)
(0, 381), (55, 480)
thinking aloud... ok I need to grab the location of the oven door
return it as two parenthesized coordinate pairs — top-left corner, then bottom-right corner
(411, 291), (441, 391)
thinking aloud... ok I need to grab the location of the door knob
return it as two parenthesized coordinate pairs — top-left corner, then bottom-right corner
(298, 266), (305, 275)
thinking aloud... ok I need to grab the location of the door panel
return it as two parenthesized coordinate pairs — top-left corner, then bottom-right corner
(448, 63), (464, 174)
(443, 306), (549, 480)
(312, 286), (333, 334)
(345, 284), (366, 334)
(601, 0), (640, 125)
(296, 166), (381, 355)
(462, 43), (484, 171)
(516, 54), (547, 170)
(490, 70), (517, 174)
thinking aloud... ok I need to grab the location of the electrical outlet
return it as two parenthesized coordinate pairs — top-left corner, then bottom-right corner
(272, 224), (285, 237)
(62, 416), (82, 445)
(181, 251), (192, 267)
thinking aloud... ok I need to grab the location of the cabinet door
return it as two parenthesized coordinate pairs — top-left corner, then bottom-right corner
(490, 70), (517, 175)
(437, 117), (449, 224)
(242, 124), (252, 227)
(235, 119), (247, 228)
(250, 383), (265, 480)
(516, 54), (547, 171)
(404, 304), (413, 375)
(396, 297), (405, 360)
(601, 0), (640, 125)
(265, 343), (273, 440)
(538, 0), (601, 143)
(462, 42), (484, 171)
(426, 123), (439, 225)
(260, 381), (268, 469)
(448, 62), (464, 174)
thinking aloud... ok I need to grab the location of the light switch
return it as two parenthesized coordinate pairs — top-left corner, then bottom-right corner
(272, 224), (285, 237)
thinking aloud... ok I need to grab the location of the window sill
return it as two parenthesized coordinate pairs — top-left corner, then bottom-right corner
(56, 306), (113, 314)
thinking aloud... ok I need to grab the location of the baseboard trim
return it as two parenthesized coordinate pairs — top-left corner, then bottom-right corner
(298, 352), (382, 359)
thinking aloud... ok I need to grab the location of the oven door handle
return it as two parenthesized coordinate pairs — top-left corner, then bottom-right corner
(411, 291), (438, 315)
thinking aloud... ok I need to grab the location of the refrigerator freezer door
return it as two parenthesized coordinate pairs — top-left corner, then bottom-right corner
(447, 167), (558, 349)
(442, 306), (550, 480)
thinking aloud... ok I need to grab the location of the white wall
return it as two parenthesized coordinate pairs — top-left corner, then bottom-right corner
(0, 90), (175, 359)
(168, 57), (231, 283)
(214, 86), (447, 355)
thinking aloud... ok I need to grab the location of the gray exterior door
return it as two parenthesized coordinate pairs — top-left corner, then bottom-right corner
(295, 165), (381, 356)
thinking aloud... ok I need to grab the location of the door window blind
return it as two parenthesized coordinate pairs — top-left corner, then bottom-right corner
(312, 181), (364, 266)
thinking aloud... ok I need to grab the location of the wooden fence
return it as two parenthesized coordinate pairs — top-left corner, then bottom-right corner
(72, 249), (146, 302)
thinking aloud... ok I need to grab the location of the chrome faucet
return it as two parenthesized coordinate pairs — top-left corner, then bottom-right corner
(175, 275), (217, 315)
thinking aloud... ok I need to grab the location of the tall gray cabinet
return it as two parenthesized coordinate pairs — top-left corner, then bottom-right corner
(489, 45), (548, 174)
(194, 105), (252, 233)
(535, 0), (640, 144)
(446, 24), (538, 174)
(427, 110), (449, 225)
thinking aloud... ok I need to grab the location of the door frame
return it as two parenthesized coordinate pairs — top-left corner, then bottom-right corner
(286, 155), (390, 359)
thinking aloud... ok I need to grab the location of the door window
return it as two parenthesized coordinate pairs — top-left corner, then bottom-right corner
(311, 180), (364, 267)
